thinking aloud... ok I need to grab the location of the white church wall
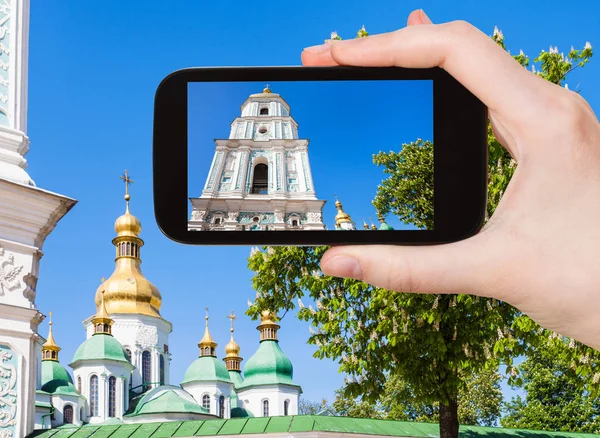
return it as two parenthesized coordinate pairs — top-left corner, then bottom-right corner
(181, 381), (233, 418)
(50, 393), (85, 427)
(237, 385), (300, 417)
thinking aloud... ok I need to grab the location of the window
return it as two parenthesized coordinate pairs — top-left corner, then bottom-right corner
(260, 108), (269, 115)
(77, 376), (81, 393)
(291, 220), (298, 227)
(288, 178), (296, 184)
(125, 348), (132, 363)
(80, 407), (83, 422)
(202, 394), (210, 411)
(142, 351), (151, 388)
(108, 376), (116, 417)
(284, 400), (290, 416)
(63, 404), (73, 424)
(219, 395), (225, 418)
(90, 375), (98, 416)
(263, 400), (269, 417)
(223, 176), (231, 183)
(214, 217), (222, 225)
(251, 164), (268, 194)
(159, 354), (165, 385)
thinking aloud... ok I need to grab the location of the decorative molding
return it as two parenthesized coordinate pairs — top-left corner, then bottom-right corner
(227, 211), (239, 222)
(135, 325), (158, 347)
(190, 210), (205, 221)
(0, 0), (9, 128)
(21, 272), (37, 303)
(206, 152), (224, 190)
(307, 212), (322, 223)
(0, 344), (17, 436)
(0, 245), (23, 297)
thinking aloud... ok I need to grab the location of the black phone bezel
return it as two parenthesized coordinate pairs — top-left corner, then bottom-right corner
(153, 66), (487, 246)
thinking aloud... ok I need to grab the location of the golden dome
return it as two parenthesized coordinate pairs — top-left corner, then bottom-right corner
(115, 204), (142, 237)
(225, 311), (241, 358)
(95, 172), (162, 319)
(42, 312), (60, 361)
(198, 310), (217, 349)
(263, 84), (272, 93)
(334, 197), (353, 225)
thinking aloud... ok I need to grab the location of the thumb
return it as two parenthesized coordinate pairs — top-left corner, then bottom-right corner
(320, 233), (501, 296)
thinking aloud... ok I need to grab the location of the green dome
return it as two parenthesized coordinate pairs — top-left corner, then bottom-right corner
(70, 333), (131, 366)
(229, 370), (243, 389)
(127, 385), (209, 417)
(182, 356), (232, 384)
(379, 222), (394, 230)
(239, 340), (297, 389)
(40, 361), (79, 395)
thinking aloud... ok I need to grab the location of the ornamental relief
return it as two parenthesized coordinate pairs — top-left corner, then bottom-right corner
(0, 344), (17, 437)
(0, 246), (24, 297)
(136, 325), (158, 347)
(0, 0), (9, 127)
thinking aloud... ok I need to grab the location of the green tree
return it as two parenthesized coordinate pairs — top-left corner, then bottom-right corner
(501, 343), (600, 433)
(299, 398), (335, 415)
(246, 28), (594, 438)
(332, 368), (502, 426)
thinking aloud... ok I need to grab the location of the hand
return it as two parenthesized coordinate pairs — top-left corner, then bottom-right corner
(302, 11), (600, 350)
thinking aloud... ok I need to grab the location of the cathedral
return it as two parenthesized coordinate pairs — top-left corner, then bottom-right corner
(33, 188), (302, 431)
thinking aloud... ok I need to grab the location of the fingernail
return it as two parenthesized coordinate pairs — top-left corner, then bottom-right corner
(322, 255), (363, 280)
(419, 9), (432, 24)
(303, 44), (332, 54)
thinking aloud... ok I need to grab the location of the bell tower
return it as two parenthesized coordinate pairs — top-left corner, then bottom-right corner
(189, 85), (326, 231)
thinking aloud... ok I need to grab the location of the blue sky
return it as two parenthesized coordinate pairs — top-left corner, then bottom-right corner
(188, 80), (432, 230)
(28, 0), (598, 413)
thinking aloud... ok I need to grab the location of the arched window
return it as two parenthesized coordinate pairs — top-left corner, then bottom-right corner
(284, 400), (290, 416)
(219, 395), (225, 418)
(142, 351), (151, 388)
(202, 394), (210, 411)
(108, 376), (117, 417)
(159, 354), (165, 385)
(80, 407), (83, 422)
(63, 404), (73, 424)
(77, 376), (81, 393)
(251, 163), (268, 194)
(291, 220), (298, 227)
(263, 399), (269, 417)
(89, 375), (98, 416)
(260, 107), (269, 115)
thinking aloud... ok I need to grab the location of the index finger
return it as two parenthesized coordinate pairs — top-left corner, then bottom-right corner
(302, 20), (556, 138)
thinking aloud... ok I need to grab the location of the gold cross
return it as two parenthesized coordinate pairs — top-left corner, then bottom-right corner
(120, 170), (134, 197)
(227, 311), (237, 332)
(49, 311), (53, 326)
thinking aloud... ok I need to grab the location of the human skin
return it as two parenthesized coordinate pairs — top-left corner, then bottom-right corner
(302, 10), (600, 351)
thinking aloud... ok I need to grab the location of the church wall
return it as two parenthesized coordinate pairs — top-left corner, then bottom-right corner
(237, 385), (300, 417)
(50, 393), (85, 427)
(71, 362), (130, 424)
(181, 381), (233, 418)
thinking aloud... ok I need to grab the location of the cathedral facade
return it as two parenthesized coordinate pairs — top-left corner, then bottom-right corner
(189, 86), (326, 231)
(33, 188), (302, 432)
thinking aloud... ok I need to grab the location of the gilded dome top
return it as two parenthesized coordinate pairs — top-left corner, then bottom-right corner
(95, 172), (162, 319)
(334, 197), (352, 224)
(225, 337), (241, 357)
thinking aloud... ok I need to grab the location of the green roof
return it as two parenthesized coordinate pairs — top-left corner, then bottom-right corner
(182, 356), (231, 384)
(70, 333), (131, 366)
(26, 415), (600, 438)
(230, 407), (254, 418)
(229, 370), (243, 389)
(40, 361), (76, 394)
(379, 222), (394, 231)
(239, 340), (297, 389)
(127, 385), (209, 417)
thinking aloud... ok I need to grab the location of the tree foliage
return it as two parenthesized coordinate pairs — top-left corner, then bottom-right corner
(501, 343), (600, 433)
(332, 368), (502, 426)
(246, 26), (594, 438)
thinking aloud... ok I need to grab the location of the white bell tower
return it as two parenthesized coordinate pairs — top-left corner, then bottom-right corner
(189, 85), (326, 231)
(0, 1), (76, 436)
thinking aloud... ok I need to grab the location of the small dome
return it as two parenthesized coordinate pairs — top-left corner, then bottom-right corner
(40, 360), (78, 395)
(128, 385), (210, 417)
(114, 210), (142, 237)
(240, 340), (296, 389)
(225, 338), (240, 357)
(231, 407), (254, 418)
(70, 333), (131, 366)
(379, 222), (394, 231)
(182, 356), (232, 384)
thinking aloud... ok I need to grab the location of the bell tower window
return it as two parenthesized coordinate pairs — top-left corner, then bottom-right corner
(251, 164), (268, 194)
(260, 107), (269, 115)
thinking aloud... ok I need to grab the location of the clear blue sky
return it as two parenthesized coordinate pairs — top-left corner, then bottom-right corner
(188, 80), (432, 230)
(28, 0), (599, 412)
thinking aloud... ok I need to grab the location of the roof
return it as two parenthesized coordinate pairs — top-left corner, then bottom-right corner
(70, 333), (131, 366)
(182, 356), (231, 385)
(40, 361), (74, 394)
(127, 385), (209, 417)
(27, 415), (600, 438)
(238, 339), (297, 389)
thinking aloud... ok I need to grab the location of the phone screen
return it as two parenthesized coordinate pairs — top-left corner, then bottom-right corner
(187, 80), (433, 232)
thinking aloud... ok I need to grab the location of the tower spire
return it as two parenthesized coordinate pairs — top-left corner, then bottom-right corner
(91, 291), (114, 335)
(224, 310), (242, 371)
(333, 195), (356, 230)
(120, 169), (134, 212)
(198, 307), (217, 357)
(42, 312), (61, 361)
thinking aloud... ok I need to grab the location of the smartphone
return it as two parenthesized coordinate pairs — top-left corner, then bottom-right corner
(153, 66), (487, 246)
